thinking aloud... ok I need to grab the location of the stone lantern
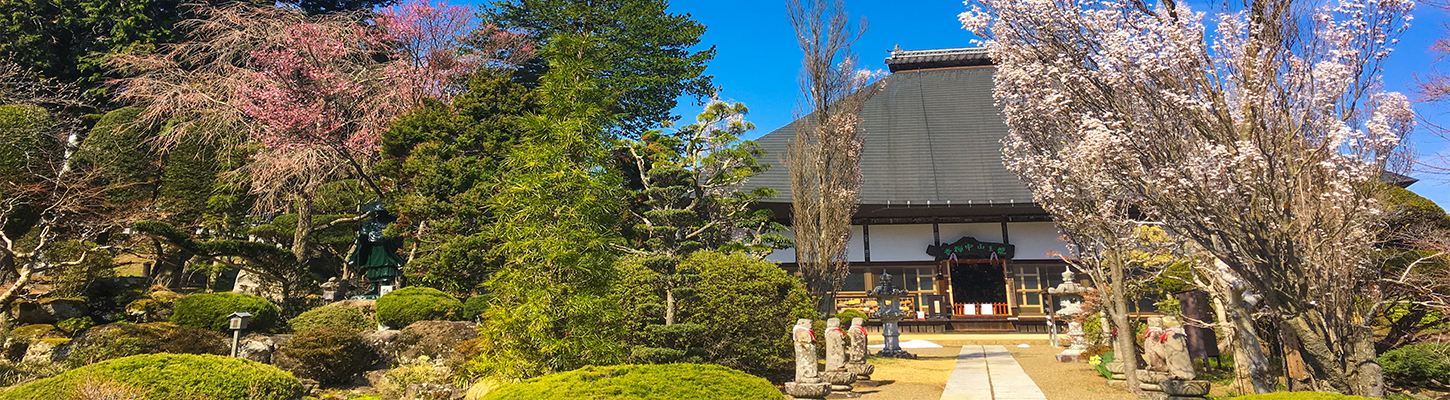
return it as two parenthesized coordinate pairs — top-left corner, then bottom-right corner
(1047, 269), (1090, 362)
(228, 311), (252, 357)
(868, 272), (915, 359)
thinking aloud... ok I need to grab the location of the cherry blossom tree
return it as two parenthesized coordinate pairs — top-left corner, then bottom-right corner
(110, 1), (531, 266)
(963, 0), (1414, 394)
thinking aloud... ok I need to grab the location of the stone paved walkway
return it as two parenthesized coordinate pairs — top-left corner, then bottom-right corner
(940, 345), (1049, 400)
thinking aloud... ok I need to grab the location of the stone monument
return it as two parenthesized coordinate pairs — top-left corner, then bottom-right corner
(783, 318), (831, 399)
(1142, 317), (1167, 372)
(845, 317), (875, 380)
(320, 277), (350, 302)
(1047, 269), (1090, 362)
(819, 318), (858, 397)
(868, 272), (915, 359)
(349, 201), (406, 298)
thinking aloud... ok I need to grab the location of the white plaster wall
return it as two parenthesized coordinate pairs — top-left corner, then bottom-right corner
(763, 226), (866, 263)
(865, 224), (936, 262)
(849, 225), (866, 262)
(1008, 221), (1072, 260)
(938, 222), (1003, 244)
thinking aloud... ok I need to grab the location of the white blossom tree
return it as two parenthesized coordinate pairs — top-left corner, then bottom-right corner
(963, 0), (1414, 394)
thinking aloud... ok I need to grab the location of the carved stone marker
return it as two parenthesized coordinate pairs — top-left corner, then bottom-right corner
(783, 318), (831, 399)
(1143, 317), (1166, 372)
(819, 318), (857, 397)
(1161, 317), (1195, 380)
(1138, 316), (1209, 398)
(845, 317), (875, 380)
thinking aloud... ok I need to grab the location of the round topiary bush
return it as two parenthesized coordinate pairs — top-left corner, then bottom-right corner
(480, 364), (782, 400)
(289, 304), (374, 333)
(831, 309), (869, 322)
(170, 292), (281, 333)
(0, 353), (302, 400)
(1379, 342), (1450, 388)
(1230, 394), (1375, 400)
(276, 328), (376, 385)
(375, 287), (462, 329)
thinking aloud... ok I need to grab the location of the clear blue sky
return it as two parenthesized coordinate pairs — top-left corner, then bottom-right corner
(468, 0), (1450, 208)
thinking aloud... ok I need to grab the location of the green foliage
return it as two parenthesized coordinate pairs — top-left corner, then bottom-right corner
(134, 220), (308, 296)
(289, 304), (374, 333)
(55, 317), (94, 334)
(170, 292), (281, 333)
(278, 328), (376, 385)
(0, 353), (302, 400)
(44, 239), (119, 297)
(0, 0), (184, 97)
(375, 287), (462, 328)
(617, 251), (815, 381)
(377, 356), (453, 399)
(1229, 393), (1375, 400)
(482, 0), (715, 133)
(1093, 350), (1115, 378)
(468, 33), (630, 381)
(378, 71), (537, 294)
(1378, 342), (1450, 388)
(462, 295), (490, 321)
(75, 107), (163, 205)
(0, 104), (58, 238)
(65, 322), (227, 367)
(831, 309), (869, 323)
(481, 364), (783, 400)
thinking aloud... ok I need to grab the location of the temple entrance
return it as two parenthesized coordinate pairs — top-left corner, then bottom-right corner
(950, 261), (1007, 304)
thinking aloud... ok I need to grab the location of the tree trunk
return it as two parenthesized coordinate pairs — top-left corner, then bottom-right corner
(665, 288), (676, 326)
(0, 262), (39, 309)
(1225, 294), (1274, 394)
(1282, 313), (1382, 396)
(292, 192), (314, 266)
(1109, 259), (1141, 394)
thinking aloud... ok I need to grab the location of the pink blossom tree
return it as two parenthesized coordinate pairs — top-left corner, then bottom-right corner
(964, 0), (1414, 394)
(111, 1), (531, 265)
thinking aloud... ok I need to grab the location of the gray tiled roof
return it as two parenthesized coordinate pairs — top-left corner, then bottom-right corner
(884, 47), (993, 72)
(750, 65), (1036, 206)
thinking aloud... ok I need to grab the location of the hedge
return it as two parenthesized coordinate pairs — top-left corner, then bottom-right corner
(170, 292), (281, 333)
(375, 287), (462, 328)
(0, 353), (302, 400)
(480, 364), (783, 400)
(289, 304), (374, 333)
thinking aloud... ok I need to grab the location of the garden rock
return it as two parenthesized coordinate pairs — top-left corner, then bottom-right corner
(11, 301), (54, 324)
(21, 338), (70, 364)
(239, 334), (279, 364)
(363, 329), (401, 366)
(40, 299), (88, 321)
(393, 321), (477, 364)
(333, 299), (377, 318)
(405, 383), (463, 400)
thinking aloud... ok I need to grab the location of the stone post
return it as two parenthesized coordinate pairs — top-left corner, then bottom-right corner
(783, 318), (830, 399)
(820, 318), (857, 396)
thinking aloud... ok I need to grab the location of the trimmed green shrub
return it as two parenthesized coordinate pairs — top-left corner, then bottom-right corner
(462, 295), (489, 321)
(55, 317), (93, 334)
(170, 292), (281, 332)
(480, 364), (782, 400)
(1379, 342), (1450, 388)
(1230, 393), (1374, 400)
(289, 304), (374, 333)
(375, 287), (462, 328)
(66, 322), (227, 367)
(277, 328), (376, 385)
(0, 353), (302, 400)
(615, 251), (815, 381)
(831, 309), (869, 323)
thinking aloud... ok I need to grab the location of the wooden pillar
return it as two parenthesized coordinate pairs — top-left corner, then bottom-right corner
(1002, 260), (1017, 313)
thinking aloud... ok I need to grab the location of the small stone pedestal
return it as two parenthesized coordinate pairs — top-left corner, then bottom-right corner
(784, 381), (832, 399)
(820, 370), (858, 398)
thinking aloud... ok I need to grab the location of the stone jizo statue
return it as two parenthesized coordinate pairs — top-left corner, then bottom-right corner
(1161, 316), (1195, 380)
(819, 318), (857, 396)
(783, 318), (831, 399)
(1143, 317), (1167, 372)
(845, 317), (875, 380)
